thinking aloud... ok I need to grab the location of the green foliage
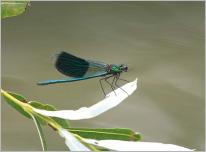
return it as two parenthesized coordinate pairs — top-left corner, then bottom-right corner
(68, 127), (141, 141)
(1, 0), (29, 19)
(30, 114), (48, 151)
(3, 92), (31, 118)
(2, 89), (142, 151)
(2, 91), (69, 128)
(29, 101), (70, 128)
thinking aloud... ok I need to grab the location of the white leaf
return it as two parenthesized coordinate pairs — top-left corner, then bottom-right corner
(59, 129), (91, 151)
(33, 78), (138, 120)
(83, 139), (193, 151)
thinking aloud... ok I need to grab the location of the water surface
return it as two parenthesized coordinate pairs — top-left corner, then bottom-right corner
(2, 1), (204, 150)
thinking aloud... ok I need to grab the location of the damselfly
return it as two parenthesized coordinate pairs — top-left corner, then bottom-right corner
(38, 51), (129, 96)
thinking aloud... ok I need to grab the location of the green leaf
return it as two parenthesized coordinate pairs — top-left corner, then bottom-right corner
(1, 1), (30, 19)
(2, 92), (49, 126)
(29, 101), (70, 128)
(2, 91), (31, 118)
(2, 91), (69, 129)
(8, 92), (28, 103)
(68, 128), (141, 141)
(30, 114), (48, 151)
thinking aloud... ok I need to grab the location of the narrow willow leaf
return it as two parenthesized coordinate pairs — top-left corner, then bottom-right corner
(1, 1), (30, 19)
(2, 91), (31, 118)
(8, 92), (28, 103)
(2, 91), (50, 126)
(59, 129), (91, 151)
(67, 128), (141, 141)
(84, 140), (193, 151)
(33, 78), (138, 120)
(29, 101), (69, 128)
(2, 90), (69, 129)
(30, 114), (48, 151)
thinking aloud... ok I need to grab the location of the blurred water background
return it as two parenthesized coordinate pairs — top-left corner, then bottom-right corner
(1, 1), (205, 150)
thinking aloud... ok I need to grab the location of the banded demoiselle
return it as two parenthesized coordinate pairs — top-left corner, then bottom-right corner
(38, 51), (129, 95)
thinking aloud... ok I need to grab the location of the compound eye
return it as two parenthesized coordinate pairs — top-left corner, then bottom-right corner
(125, 66), (128, 72)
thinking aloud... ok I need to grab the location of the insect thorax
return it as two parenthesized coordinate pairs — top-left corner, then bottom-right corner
(107, 64), (122, 74)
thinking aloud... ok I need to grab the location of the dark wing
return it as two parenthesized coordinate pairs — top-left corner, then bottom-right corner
(55, 51), (108, 78)
(55, 51), (89, 77)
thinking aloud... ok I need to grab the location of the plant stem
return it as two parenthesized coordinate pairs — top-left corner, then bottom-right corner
(30, 114), (48, 151)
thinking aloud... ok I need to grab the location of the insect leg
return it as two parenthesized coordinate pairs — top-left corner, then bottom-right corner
(99, 75), (115, 97)
(115, 74), (129, 95)
(105, 75), (116, 96)
(99, 77), (106, 96)
(111, 76), (118, 95)
(118, 77), (130, 83)
(111, 76), (116, 87)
